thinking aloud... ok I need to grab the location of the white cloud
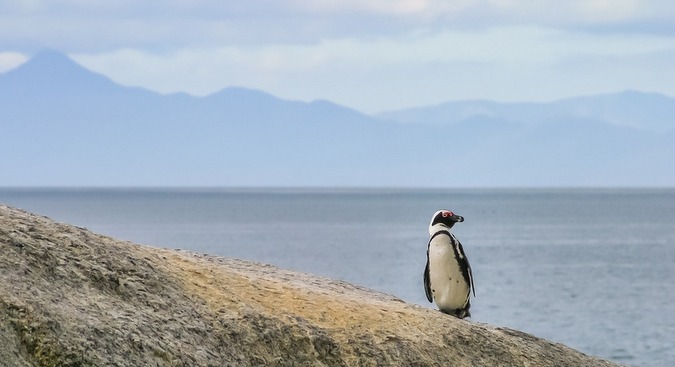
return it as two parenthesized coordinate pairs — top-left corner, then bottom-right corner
(4, 0), (675, 112)
(70, 25), (675, 112)
(484, 0), (645, 22)
(277, 0), (453, 27)
(3, 0), (675, 55)
(289, 0), (435, 15)
(287, 0), (675, 27)
(0, 52), (28, 73)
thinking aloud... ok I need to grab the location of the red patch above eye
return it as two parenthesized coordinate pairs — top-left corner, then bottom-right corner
(442, 211), (453, 217)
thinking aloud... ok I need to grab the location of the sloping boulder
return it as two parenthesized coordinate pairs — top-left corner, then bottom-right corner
(0, 204), (621, 366)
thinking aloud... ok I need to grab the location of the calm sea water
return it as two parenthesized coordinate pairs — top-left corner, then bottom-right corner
(1, 188), (674, 367)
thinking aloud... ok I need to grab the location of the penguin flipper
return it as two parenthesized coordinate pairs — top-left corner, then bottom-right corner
(423, 257), (433, 303)
(467, 262), (476, 297)
(456, 239), (476, 298)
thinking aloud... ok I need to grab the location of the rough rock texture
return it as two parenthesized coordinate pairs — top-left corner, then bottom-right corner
(0, 204), (622, 367)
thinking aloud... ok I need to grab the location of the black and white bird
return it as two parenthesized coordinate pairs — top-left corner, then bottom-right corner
(424, 209), (475, 318)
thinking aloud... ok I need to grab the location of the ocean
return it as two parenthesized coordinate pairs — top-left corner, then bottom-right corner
(1, 188), (673, 367)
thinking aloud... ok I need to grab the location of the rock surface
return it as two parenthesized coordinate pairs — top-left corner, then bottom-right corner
(0, 204), (622, 367)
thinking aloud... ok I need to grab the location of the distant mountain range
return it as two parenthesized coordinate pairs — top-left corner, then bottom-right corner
(1, 50), (673, 187)
(378, 90), (675, 133)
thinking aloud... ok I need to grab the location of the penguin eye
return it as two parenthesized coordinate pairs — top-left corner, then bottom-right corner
(442, 211), (453, 218)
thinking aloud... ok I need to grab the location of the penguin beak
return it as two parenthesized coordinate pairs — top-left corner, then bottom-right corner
(453, 215), (464, 222)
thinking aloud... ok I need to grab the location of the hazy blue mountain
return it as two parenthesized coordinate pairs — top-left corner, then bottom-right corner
(1, 50), (401, 186)
(376, 91), (675, 186)
(1, 50), (673, 187)
(378, 91), (675, 133)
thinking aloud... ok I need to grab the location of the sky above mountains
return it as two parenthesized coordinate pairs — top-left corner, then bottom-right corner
(2, 1), (675, 113)
(2, 52), (673, 187)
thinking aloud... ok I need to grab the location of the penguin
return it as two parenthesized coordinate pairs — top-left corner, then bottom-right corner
(424, 209), (475, 318)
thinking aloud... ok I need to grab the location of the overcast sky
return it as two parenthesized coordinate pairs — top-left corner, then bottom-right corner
(2, 0), (675, 113)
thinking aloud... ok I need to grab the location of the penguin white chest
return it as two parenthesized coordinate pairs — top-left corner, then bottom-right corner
(428, 239), (470, 311)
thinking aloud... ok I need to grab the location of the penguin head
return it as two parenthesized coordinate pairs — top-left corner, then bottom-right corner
(429, 210), (464, 232)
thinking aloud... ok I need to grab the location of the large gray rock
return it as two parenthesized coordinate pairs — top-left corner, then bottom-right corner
(0, 204), (621, 366)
